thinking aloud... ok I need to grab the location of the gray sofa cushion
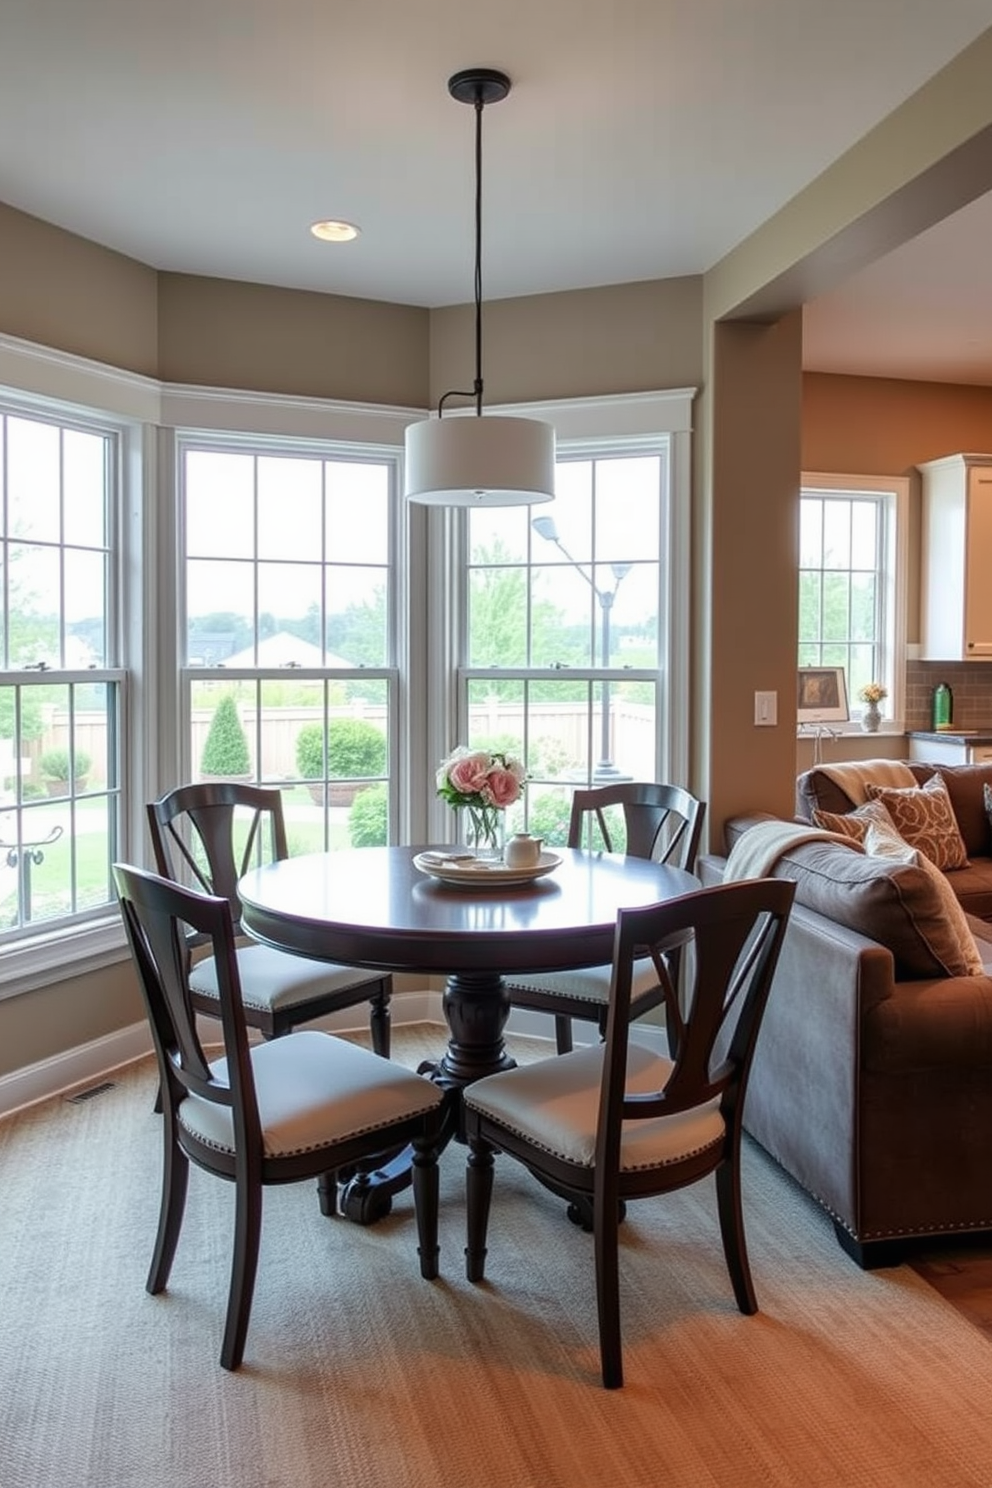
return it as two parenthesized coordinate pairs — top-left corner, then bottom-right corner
(723, 816), (975, 980)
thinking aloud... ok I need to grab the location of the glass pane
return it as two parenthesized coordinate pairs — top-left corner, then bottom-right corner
(258, 456), (322, 561)
(326, 463), (389, 563)
(799, 499), (823, 568)
(469, 565), (529, 667)
(7, 416), (60, 543)
(63, 429), (107, 548)
(821, 573), (851, 642)
(15, 800), (74, 924)
(850, 573), (877, 642)
(469, 504), (528, 565)
(186, 559), (255, 664)
(595, 456), (661, 563)
(531, 564), (593, 667)
(326, 566), (388, 666)
(257, 562), (322, 664)
(75, 681), (111, 792)
(74, 800), (113, 912)
(850, 500), (878, 569)
(196, 687), (255, 781)
(186, 450), (254, 559)
(822, 501), (851, 569)
(547, 462), (593, 562)
(798, 571), (822, 642)
(613, 564), (659, 666)
(7, 543), (61, 666)
(65, 549), (107, 667)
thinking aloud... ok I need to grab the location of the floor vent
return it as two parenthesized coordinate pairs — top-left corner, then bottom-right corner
(65, 1080), (116, 1104)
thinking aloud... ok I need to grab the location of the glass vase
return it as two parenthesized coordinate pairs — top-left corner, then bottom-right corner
(465, 803), (506, 862)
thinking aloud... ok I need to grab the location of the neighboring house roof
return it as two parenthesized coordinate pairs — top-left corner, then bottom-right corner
(222, 633), (351, 669)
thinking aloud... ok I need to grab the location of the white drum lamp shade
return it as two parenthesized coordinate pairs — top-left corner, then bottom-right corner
(404, 414), (556, 506)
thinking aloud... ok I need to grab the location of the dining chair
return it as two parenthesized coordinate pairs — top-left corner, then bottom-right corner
(113, 862), (443, 1371)
(147, 782), (392, 1055)
(463, 877), (795, 1388)
(505, 782), (706, 1054)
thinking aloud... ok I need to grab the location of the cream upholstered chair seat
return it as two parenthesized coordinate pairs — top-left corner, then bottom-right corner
(179, 1030), (441, 1159)
(465, 1037), (723, 1171)
(189, 942), (381, 1020)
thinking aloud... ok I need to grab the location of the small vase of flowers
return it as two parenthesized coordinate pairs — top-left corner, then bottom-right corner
(436, 746), (526, 860)
(858, 682), (887, 733)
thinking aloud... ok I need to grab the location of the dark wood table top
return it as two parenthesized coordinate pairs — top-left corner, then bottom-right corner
(239, 845), (700, 978)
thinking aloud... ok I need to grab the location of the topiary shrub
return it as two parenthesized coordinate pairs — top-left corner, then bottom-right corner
(40, 745), (92, 796)
(348, 782), (389, 847)
(295, 718), (387, 805)
(200, 694), (251, 779)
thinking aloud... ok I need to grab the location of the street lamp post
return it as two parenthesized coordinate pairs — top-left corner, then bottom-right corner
(532, 516), (631, 781)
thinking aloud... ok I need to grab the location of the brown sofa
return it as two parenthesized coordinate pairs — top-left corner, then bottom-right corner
(700, 813), (992, 1267)
(796, 761), (992, 918)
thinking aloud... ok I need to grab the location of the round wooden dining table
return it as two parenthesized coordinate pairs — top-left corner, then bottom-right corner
(239, 844), (699, 1219)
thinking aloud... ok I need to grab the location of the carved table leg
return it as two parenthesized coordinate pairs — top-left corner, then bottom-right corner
(338, 972), (515, 1224)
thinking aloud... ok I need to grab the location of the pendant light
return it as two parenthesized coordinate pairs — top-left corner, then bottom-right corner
(404, 68), (556, 507)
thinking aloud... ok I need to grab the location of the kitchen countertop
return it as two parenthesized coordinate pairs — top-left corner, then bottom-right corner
(907, 730), (992, 744)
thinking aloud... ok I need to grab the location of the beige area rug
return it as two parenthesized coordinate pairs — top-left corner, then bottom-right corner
(3, 1028), (992, 1488)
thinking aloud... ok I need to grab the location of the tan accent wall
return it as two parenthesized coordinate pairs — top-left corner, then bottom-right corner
(0, 961), (142, 1081)
(802, 372), (992, 644)
(0, 203), (158, 376)
(700, 312), (804, 844)
(428, 278), (703, 407)
(157, 273), (429, 408)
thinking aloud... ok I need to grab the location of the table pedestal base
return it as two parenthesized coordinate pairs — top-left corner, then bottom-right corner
(337, 971), (515, 1224)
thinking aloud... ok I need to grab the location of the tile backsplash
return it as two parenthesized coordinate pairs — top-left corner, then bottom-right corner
(906, 661), (992, 730)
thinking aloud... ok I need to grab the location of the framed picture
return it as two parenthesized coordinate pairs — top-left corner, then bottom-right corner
(797, 666), (849, 723)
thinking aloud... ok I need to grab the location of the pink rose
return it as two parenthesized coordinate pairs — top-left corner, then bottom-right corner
(447, 751), (493, 795)
(483, 766), (522, 808)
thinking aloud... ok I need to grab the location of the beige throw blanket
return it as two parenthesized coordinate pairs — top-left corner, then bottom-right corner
(816, 759), (916, 806)
(724, 820), (863, 882)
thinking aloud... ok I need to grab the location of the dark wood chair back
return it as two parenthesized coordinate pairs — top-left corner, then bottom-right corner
(566, 781), (704, 869)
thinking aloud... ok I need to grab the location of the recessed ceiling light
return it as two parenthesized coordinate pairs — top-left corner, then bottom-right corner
(310, 220), (360, 243)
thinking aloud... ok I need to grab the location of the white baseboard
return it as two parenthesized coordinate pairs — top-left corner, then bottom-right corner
(0, 988), (573, 1120)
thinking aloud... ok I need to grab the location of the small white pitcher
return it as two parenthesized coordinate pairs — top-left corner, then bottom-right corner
(505, 832), (543, 869)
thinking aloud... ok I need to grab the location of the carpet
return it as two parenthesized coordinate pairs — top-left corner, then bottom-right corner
(2, 1030), (992, 1488)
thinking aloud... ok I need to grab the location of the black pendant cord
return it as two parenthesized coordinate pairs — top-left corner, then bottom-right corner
(437, 82), (489, 419)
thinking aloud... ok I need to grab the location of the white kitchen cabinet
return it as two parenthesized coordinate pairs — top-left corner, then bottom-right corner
(919, 453), (992, 660)
(909, 738), (992, 765)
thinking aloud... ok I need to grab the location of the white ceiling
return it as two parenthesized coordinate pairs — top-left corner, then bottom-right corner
(2, 1), (992, 383)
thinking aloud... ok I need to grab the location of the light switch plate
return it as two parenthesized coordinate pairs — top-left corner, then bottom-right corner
(754, 690), (777, 726)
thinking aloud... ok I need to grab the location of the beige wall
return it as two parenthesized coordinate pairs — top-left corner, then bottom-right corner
(429, 277), (703, 406)
(0, 203), (159, 376)
(158, 273), (429, 408)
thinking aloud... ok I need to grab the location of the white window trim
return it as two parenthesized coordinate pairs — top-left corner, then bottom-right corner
(800, 471), (909, 733)
(421, 389), (696, 843)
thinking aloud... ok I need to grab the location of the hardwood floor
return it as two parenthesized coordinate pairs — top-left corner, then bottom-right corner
(909, 1241), (992, 1341)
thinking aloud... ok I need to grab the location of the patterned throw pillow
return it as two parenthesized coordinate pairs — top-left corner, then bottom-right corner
(811, 798), (898, 843)
(862, 818), (984, 976)
(864, 773), (969, 871)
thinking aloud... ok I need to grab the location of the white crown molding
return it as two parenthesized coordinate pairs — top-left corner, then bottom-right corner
(0, 331), (163, 423)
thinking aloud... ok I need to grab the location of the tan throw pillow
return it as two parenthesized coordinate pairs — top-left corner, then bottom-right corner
(863, 819), (984, 976)
(812, 799), (897, 843)
(864, 773), (969, 871)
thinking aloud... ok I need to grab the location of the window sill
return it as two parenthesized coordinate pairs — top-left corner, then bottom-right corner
(0, 916), (129, 1001)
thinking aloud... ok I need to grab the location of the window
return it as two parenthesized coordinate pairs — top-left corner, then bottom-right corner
(460, 449), (667, 846)
(0, 407), (123, 938)
(180, 442), (398, 851)
(798, 474), (908, 726)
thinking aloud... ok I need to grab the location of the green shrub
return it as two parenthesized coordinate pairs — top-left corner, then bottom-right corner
(200, 694), (251, 777)
(40, 747), (92, 781)
(295, 718), (386, 780)
(348, 782), (388, 847)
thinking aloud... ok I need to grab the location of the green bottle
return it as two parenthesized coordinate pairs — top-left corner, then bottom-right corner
(932, 682), (953, 731)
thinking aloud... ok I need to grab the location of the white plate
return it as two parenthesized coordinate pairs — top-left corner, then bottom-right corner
(413, 850), (562, 888)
